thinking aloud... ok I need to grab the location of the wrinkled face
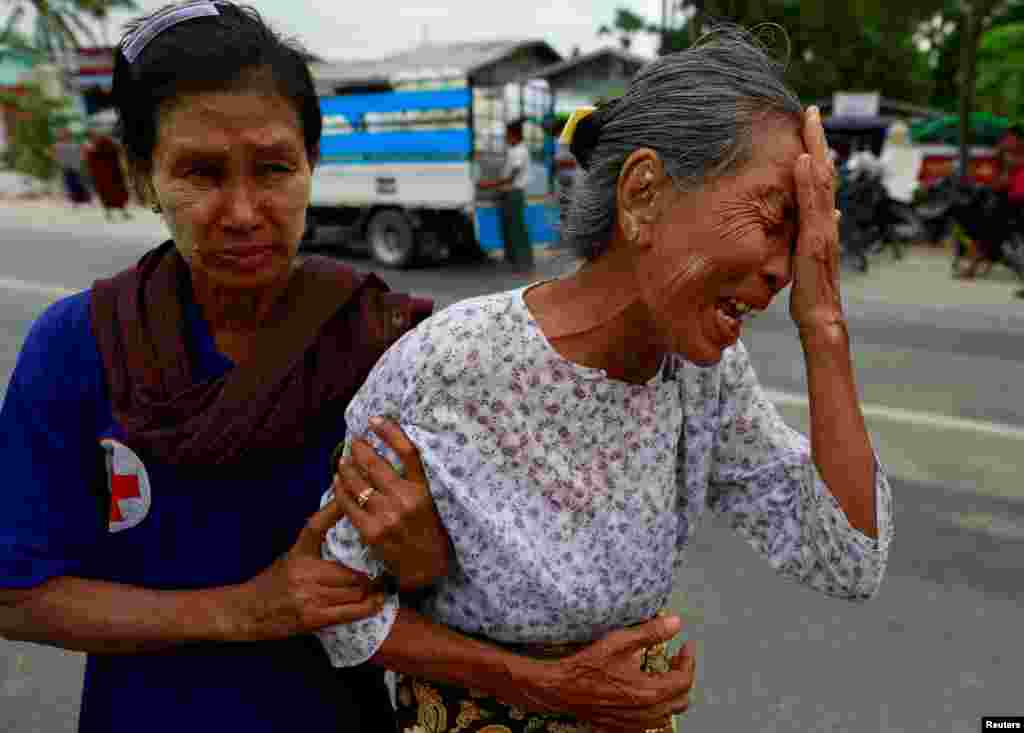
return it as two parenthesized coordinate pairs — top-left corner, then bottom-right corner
(635, 117), (805, 366)
(146, 89), (312, 290)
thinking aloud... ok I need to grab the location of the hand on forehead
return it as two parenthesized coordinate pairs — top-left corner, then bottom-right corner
(802, 106), (830, 163)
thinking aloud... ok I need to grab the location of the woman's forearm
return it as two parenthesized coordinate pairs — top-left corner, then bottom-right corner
(373, 609), (696, 729)
(371, 607), (544, 709)
(800, 323), (879, 538)
(0, 576), (241, 655)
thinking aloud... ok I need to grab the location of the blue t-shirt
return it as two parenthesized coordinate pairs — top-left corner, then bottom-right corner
(0, 290), (393, 731)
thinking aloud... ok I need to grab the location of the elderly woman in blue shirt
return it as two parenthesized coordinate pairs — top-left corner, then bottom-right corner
(321, 27), (893, 733)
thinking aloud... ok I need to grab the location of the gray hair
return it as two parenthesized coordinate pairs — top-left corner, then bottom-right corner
(562, 26), (803, 260)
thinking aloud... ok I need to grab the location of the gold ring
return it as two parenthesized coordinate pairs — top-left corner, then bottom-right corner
(356, 487), (375, 508)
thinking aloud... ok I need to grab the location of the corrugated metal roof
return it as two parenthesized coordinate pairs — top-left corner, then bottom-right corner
(533, 46), (650, 82)
(311, 39), (561, 86)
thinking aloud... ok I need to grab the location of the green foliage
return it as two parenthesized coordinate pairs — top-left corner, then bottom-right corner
(926, 0), (1024, 117)
(0, 0), (134, 185)
(0, 28), (39, 56)
(596, 0), (1024, 158)
(977, 21), (1024, 120)
(0, 83), (67, 181)
(602, 0), (949, 105)
(598, 8), (649, 50)
(689, 0), (946, 103)
(1, 0), (137, 58)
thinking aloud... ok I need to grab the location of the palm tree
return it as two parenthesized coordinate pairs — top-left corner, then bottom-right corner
(1, 0), (136, 62)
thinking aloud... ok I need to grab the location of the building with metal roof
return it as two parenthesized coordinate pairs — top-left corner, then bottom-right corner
(310, 39), (562, 94)
(532, 45), (650, 115)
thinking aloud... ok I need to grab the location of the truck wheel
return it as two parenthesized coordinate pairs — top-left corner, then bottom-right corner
(448, 214), (486, 263)
(300, 211), (319, 251)
(367, 209), (417, 268)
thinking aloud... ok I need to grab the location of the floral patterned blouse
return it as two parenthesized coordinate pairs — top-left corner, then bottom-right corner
(316, 286), (894, 667)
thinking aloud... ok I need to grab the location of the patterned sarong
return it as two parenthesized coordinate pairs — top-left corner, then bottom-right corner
(394, 635), (678, 733)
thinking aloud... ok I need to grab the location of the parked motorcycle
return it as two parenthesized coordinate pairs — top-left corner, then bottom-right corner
(944, 181), (1024, 281)
(836, 162), (924, 273)
(912, 175), (958, 245)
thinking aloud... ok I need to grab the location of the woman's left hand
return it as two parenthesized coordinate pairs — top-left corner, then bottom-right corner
(333, 418), (452, 592)
(789, 106), (847, 341)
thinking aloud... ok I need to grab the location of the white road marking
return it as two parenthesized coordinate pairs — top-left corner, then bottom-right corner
(0, 277), (78, 298)
(765, 390), (1024, 441)
(942, 512), (1024, 542)
(2, 275), (1023, 442)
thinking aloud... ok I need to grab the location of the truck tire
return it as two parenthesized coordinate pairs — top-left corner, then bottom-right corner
(448, 214), (486, 263)
(299, 210), (319, 251)
(367, 209), (417, 268)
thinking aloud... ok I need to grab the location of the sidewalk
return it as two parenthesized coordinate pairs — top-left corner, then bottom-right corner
(835, 243), (1024, 331)
(0, 193), (169, 243)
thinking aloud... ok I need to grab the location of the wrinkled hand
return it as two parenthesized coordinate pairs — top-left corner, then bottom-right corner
(334, 418), (452, 591)
(518, 615), (697, 732)
(790, 106), (846, 341)
(229, 497), (387, 641)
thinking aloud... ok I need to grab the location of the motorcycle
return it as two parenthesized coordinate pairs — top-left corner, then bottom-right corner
(912, 175), (958, 245)
(836, 161), (924, 273)
(944, 180), (1024, 282)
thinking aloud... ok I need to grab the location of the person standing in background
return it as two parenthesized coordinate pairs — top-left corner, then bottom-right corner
(994, 124), (1023, 202)
(879, 120), (923, 206)
(52, 128), (92, 208)
(478, 119), (535, 273)
(83, 128), (134, 220)
(994, 124), (1024, 297)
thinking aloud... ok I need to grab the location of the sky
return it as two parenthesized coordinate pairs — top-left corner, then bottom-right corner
(82, 0), (667, 62)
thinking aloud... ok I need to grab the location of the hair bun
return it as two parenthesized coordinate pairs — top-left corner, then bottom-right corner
(569, 98), (621, 170)
(569, 112), (601, 170)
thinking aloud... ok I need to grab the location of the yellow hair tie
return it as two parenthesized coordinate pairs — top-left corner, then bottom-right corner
(559, 106), (597, 145)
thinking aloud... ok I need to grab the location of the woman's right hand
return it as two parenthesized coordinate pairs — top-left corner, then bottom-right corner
(226, 493), (387, 641)
(517, 615), (697, 733)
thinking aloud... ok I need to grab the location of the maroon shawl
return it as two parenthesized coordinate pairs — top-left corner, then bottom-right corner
(90, 240), (432, 467)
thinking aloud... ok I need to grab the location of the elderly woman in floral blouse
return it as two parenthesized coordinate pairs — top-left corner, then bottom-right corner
(317, 28), (893, 733)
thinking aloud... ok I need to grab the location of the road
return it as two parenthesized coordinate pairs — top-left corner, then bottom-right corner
(2, 204), (1023, 732)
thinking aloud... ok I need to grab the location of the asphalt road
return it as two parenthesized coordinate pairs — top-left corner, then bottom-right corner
(2, 207), (1023, 732)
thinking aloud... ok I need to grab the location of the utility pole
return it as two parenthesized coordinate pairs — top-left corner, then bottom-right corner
(957, 0), (1003, 183)
(661, 0), (668, 55)
(690, 0), (706, 44)
(958, 2), (978, 183)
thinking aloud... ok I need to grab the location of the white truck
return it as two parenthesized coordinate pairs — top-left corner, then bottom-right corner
(306, 44), (562, 268)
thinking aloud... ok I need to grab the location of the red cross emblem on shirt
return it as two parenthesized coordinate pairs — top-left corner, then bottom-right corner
(100, 439), (152, 532)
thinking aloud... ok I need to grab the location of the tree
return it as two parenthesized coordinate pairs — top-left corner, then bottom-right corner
(598, 7), (648, 50)
(601, 1), (948, 104)
(915, 1), (1023, 176)
(977, 21), (1024, 119)
(953, 1), (1019, 181)
(1, 0), (136, 60)
(0, 82), (66, 181)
